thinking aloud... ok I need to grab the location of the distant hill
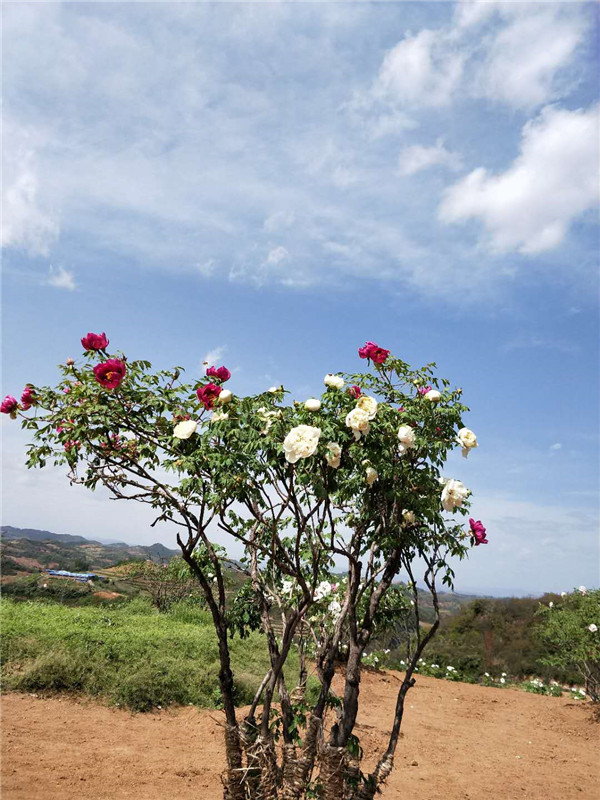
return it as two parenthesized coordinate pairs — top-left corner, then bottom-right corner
(0, 526), (179, 576)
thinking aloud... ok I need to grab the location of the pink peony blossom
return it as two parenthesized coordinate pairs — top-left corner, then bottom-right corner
(81, 332), (109, 351)
(417, 385), (432, 396)
(1, 395), (18, 415)
(197, 383), (222, 410)
(469, 518), (488, 546)
(348, 385), (362, 398)
(206, 365), (231, 382)
(64, 440), (80, 452)
(93, 359), (126, 390)
(358, 342), (390, 364)
(20, 386), (36, 410)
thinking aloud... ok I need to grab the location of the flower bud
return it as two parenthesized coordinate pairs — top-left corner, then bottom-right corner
(218, 389), (233, 404)
(66, 357), (75, 366)
(305, 398), (321, 412)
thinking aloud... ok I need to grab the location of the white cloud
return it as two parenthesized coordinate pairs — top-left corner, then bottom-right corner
(550, 443), (562, 452)
(464, 3), (586, 110)
(2, 128), (59, 256)
(263, 211), (295, 232)
(47, 265), (76, 291)
(371, 3), (588, 113)
(398, 138), (462, 176)
(439, 104), (599, 254)
(202, 346), (227, 368)
(266, 246), (290, 265)
(373, 29), (464, 108)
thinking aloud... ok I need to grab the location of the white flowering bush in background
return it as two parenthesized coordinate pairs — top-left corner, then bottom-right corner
(7, 337), (486, 800)
(537, 588), (600, 702)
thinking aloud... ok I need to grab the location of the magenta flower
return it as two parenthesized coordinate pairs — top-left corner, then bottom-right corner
(81, 332), (109, 351)
(197, 382), (222, 410)
(206, 365), (231, 382)
(469, 518), (488, 546)
(20, 386), (36, 410)
(348, 385), (362, 399)
(1, 395), (18, 415)
(417, 385), (432, 396)
(358, 342), (390, 364)
(93, 359), (127, 390)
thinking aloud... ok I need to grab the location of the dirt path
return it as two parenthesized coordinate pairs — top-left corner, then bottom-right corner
(2, 671), (598, 799)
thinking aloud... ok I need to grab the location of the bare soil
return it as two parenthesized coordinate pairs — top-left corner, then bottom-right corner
(2, 670), (598, 799)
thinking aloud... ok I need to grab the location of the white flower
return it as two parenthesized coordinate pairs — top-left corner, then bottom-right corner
(257, 407), (281, 434)
(424, 389), (441, 403)
(456, 427), (478, 458)
(324, 374), (345, 390)
(346, 407), (371, 440)
(305, 398), (321, 412)
(484, 672), (490, 677)
(314, 580), (332, 601)
(356, 395), (378, 419)
(210, 411), (229, 423)
(501, 672), (507, 677)
(549, 602), (554, 608)
(366, 467), (378, 486)
(402, 510), (416, 525)
(218, 389), (233, 404)
(397, 425), (416, 455)
(588, 624), (598, 633)
(579, 586), (587, 595)
(441, 479), (470, 511)
(500, 678), (506, 684)
(561, 592), (567, 597)
(281, 579), (295, 597)
(283, 425), (322, 464)
(268, 386), (281, 393)
(326, 442), (342, 469)
(328, 599), (342, 619)
(173, 420), (198, 439)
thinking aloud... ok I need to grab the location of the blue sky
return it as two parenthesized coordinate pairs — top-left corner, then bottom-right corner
(2, 1), (599, 595)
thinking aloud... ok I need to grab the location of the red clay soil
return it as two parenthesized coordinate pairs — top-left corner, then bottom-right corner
(2, 671), (598, 800)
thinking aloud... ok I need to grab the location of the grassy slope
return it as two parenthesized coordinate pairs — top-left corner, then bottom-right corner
(1, 598), (278, 711)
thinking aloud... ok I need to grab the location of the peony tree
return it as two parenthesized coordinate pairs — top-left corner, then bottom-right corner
(5, 334), (487, 800)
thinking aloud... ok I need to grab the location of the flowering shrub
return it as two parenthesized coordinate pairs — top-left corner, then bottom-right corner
(6, 335), (486, 800)
(537, 588), (600, 702)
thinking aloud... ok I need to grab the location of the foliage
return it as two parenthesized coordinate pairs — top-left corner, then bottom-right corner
(537, 589), (600, 702)
(125, 556), (202, 611)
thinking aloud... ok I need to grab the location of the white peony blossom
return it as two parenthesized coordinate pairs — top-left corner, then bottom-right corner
(173, 420), (198, 439)
(579, 586), (587, 594)
(218, 389), (233, 404)
(314, 580), (332, 601)
(268, 386), (281, 393)
(210, 411), (229, 423)
(357, 395), (378, 419)
(588, 624), (598, 633)
(326, 442), (342, 469)
(561, 592), (567, 597)
(257, 407), (282, 435)
(366, 466), (378, 486)
(328, 599), (343, 619)
(424, 389), (441, 403)
(457, 427), (478, 458)
(305, 398), (321, 412)
(283, 425), (322, 464)
(441, 479), (470, 511)
(346, 407), (371, 440)
(549, 602), (554, 608)
(402, 510), (416, 525)
(324, 374), (345, 390)
(500, 677), (506, 684)
(397, 425), (416, 455)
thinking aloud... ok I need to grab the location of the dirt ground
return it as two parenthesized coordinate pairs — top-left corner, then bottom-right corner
(2, 670), (598, 800)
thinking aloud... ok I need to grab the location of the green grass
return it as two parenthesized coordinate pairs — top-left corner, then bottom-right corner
(1, 597), (280, 712)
